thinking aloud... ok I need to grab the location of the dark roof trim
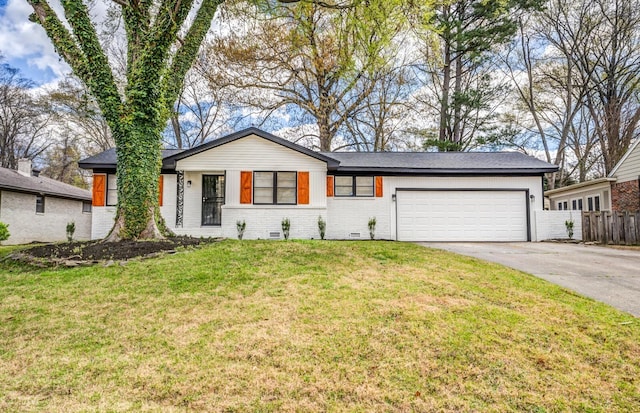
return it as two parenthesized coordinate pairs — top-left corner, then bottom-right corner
(162, 127), (340, 169)
(330, 167), (559, 175)
(0, 183), (91, 201)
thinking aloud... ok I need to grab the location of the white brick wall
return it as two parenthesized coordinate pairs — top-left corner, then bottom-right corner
(327, 198), (390, 239)
(535, 210), (583, 241)
(91, 206), (117, 239)
(0, 190), (92, 245)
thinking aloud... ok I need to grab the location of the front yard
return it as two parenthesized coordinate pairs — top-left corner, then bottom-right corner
(0, 240), (638, 411)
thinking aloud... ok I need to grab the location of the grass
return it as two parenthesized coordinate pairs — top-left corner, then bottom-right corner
(0, 240), (639, 412)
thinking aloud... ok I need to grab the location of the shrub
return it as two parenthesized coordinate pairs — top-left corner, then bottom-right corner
(317, 215), (326, 240)
(0, 221), (9, 243)
(565, 219), (574, 240)
(282, 218), (291, 240)
(368, 217), (376, 240)
(236, 220), (246, 240)
(66, 221), (76, 242)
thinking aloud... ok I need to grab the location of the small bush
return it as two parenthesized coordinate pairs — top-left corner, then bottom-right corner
(317, 215), (326, 240)
(565, 219), (574, 240)
(0, 221), (9, 243)
(236, 220), (246, 240)
(368, 217), (377, 240)
(66, 221), (76, 242)
(282, 218), (291, 240)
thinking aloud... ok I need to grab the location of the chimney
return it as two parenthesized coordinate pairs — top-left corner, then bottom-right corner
(17, 159), (32, 177)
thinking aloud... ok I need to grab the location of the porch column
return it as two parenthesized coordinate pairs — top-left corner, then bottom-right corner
(176, 170), (184, 228)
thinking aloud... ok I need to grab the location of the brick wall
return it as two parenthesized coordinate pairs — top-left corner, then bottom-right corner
(611, 179), (640, 212)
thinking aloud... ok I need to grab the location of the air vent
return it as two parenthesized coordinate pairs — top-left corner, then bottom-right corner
(349, 232), (361, 238)
(268, 231), (281, 239)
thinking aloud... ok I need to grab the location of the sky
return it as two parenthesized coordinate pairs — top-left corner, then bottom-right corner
(0, 0), (71, 85)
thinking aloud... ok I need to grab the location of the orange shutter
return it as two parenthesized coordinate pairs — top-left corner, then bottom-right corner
(240, 171), (252, 204)
(326, 176), (334, 197)
(297, 171), (309, 204)
(375, 176), (383, 197)
(158, 175), (164, 206)
(92, 174), (105, 206)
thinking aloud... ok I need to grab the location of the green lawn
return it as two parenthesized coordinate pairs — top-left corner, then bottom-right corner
(0, 240), (638, 412)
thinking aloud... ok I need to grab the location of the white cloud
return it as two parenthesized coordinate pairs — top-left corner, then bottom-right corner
(0, 0), (70, 81)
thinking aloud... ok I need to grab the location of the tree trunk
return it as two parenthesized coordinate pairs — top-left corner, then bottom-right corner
(104, 123), (165, 241)
(439, 29), (452, 145)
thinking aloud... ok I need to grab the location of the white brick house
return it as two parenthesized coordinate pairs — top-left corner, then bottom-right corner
(80, 128), (558, 242)
(0, 160), (92, 245)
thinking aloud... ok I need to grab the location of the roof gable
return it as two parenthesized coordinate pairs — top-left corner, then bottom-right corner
(163, 128), (339, 169)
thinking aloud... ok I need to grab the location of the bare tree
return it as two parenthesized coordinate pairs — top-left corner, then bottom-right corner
(345, 64), (417, 151)
(572, 0), (640, 174)
(48, 76), (114, 153)
(165, 67), (232, 149)
(41, 133), (89, 188)
(0, 61), (51, 169)
(203, 0), (406, 151)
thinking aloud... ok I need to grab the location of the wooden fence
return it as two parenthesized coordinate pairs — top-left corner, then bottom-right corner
(582, 211), (640, 245)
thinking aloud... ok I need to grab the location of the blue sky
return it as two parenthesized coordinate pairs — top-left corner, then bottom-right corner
(0, 0), (70, 85)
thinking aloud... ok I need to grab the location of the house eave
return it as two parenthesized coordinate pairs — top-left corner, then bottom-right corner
(330, 167), (558, 175)
(544, 177), (617, 196)
(0, 184), (91, 201)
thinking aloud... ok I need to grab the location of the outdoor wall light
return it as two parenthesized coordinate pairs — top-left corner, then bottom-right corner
(529, 194), (535, 201)
(187, 180), (192, 188)
(391, 194), (396, 201)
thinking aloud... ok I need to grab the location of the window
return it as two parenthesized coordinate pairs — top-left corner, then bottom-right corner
(36, 195), (45, 213)
(106, 174), (117, 206)
(558, 202), (563, 210)
(572, 200), (577, 210)
(587, 196), (601, 212)
(578, 199), (583, 210)
(82, 201), (92, 213)
(334, 176), (374, 197)
(563, 201), (568, 210)
(253, 171), (296, 205)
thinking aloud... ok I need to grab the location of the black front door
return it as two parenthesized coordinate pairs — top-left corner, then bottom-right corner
(202, 175), (225, 226)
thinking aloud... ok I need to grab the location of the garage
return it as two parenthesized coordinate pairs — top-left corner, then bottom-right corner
(396, 189), (529, 242)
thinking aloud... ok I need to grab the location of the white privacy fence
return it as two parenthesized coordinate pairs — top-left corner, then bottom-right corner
(535, 210), (582, 241)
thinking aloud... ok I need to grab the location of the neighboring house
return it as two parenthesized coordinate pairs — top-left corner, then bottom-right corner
(0, 160), (92, 245)
(546, 139), (640, 213)
(79, 128), (557, 242)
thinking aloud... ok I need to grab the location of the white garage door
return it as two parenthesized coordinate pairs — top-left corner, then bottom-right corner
(396, 190), (528, 241)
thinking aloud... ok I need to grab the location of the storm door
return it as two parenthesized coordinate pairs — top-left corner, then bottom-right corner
(202, 174), (225, 226)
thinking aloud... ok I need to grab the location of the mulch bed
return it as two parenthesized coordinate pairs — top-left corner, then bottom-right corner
(10, 236), (221, 267)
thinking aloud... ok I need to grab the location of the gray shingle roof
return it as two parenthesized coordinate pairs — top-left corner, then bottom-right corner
(78, 129), (557, 175)
(0, 167), (91, 201)
(321, 151), (558, 174)
(78, 148), (185, 169)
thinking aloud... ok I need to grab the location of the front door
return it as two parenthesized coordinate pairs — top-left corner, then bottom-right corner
(202, 175), (225, 226)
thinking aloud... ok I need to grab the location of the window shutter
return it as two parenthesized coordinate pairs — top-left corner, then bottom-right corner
(297, 171), (309, 204)
(326, 176), (334, 197)
(92, 174), (106, 206)
(240, 171), (252, 204)
(158, 175), (164, 206)
(375, 176), (383, 197)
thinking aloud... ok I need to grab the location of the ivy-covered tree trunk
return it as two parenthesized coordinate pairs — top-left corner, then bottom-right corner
(26, 0), (223, 241)
(106, 123), (164, 241)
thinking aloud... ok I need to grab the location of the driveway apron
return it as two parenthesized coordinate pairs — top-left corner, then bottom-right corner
(421, 242), (640, 317)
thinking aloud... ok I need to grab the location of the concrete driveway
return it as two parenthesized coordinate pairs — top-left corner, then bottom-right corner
(421, 242), (640, 317)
